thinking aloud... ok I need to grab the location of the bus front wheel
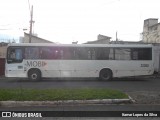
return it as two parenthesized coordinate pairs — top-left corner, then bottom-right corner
(99, 69), (112, 81)
(28, 69), (41, 81)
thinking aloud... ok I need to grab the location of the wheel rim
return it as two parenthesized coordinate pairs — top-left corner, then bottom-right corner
(100, 70), (112, 80)
(31, 73), (37, 80)
(102, 73), (109, 79)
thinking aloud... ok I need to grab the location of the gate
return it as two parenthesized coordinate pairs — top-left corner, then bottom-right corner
(0, 58), (5, 76)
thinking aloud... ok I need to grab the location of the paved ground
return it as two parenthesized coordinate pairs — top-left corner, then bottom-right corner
(0, 76), (160, 104)
(128, 91), (160, 104)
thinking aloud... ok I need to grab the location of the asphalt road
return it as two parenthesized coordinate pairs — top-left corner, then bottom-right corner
(0, 104), (160, 111)
(0, 76), (159, 92)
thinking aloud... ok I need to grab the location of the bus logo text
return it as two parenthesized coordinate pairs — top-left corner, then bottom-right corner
(141, 64), (149, 67)
(26, 61), (47, 67)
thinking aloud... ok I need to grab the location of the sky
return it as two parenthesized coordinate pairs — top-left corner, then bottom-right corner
(0, 0), (160, 44)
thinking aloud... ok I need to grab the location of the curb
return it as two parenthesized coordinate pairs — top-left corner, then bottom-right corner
(0, 98), (134, 107)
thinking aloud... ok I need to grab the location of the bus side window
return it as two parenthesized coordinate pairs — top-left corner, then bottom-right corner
(76, 48), (89, 60)
(131, 49), (138, 60)
(88, 50), (91, 59)
(60, 47), (74, 60)
(25, 47), (40, 59)
(51, 48), (60, 59)
(8, 48), (23, 63)
(95, 48), (110, 60)
(115, 48), (131, 60)
(40, 47), (53, 59)
(132, 48), (152, 60)
(15, 49), (23, 60)
(109, 48), (114, 60)
(91, 49), (96, 60)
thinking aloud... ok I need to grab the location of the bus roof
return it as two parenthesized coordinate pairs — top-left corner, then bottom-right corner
(8, 43), (153, 48)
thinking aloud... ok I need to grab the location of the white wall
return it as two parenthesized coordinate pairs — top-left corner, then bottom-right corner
(153, 46), (160, 73)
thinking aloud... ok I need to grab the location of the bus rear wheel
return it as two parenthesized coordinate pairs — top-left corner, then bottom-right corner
(99, 69), (112, 81)
(28, 69), (41, 81)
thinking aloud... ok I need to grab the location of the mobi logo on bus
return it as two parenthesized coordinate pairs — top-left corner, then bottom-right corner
(25, 61), (47, 67)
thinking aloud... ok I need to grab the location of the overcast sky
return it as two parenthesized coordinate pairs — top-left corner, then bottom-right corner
(0, 0), (160, 43)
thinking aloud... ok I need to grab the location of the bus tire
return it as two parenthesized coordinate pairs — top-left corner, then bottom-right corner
(99, 69), (112, 81)
(28, 69), (41, 81)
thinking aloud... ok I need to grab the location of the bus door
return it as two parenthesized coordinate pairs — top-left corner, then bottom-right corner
(6, 47), (25, 77)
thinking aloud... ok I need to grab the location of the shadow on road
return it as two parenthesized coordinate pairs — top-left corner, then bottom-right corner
(112, 77), (150, 82)
(3, 76), (151, 83)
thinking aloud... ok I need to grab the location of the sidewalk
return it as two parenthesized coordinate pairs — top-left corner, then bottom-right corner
(0, 98), (134, 107)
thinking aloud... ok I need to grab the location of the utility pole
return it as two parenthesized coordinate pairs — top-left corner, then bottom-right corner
(29, 5), (33, 43)
(116, 31), (118, 43)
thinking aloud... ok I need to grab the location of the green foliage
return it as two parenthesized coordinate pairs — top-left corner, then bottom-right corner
(0, 88), (128, 101)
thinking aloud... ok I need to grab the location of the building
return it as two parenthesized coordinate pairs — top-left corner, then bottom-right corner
(0, 42), (8, 58)
(142, 18), (160, 43)
(84, 34), (111, 44)
(0, 46), (7, 58)
(141, 18), (160, 73)
(21, 33), (54, 43)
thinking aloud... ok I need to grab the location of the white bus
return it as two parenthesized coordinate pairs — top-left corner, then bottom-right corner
(5, 43), (154, 81)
